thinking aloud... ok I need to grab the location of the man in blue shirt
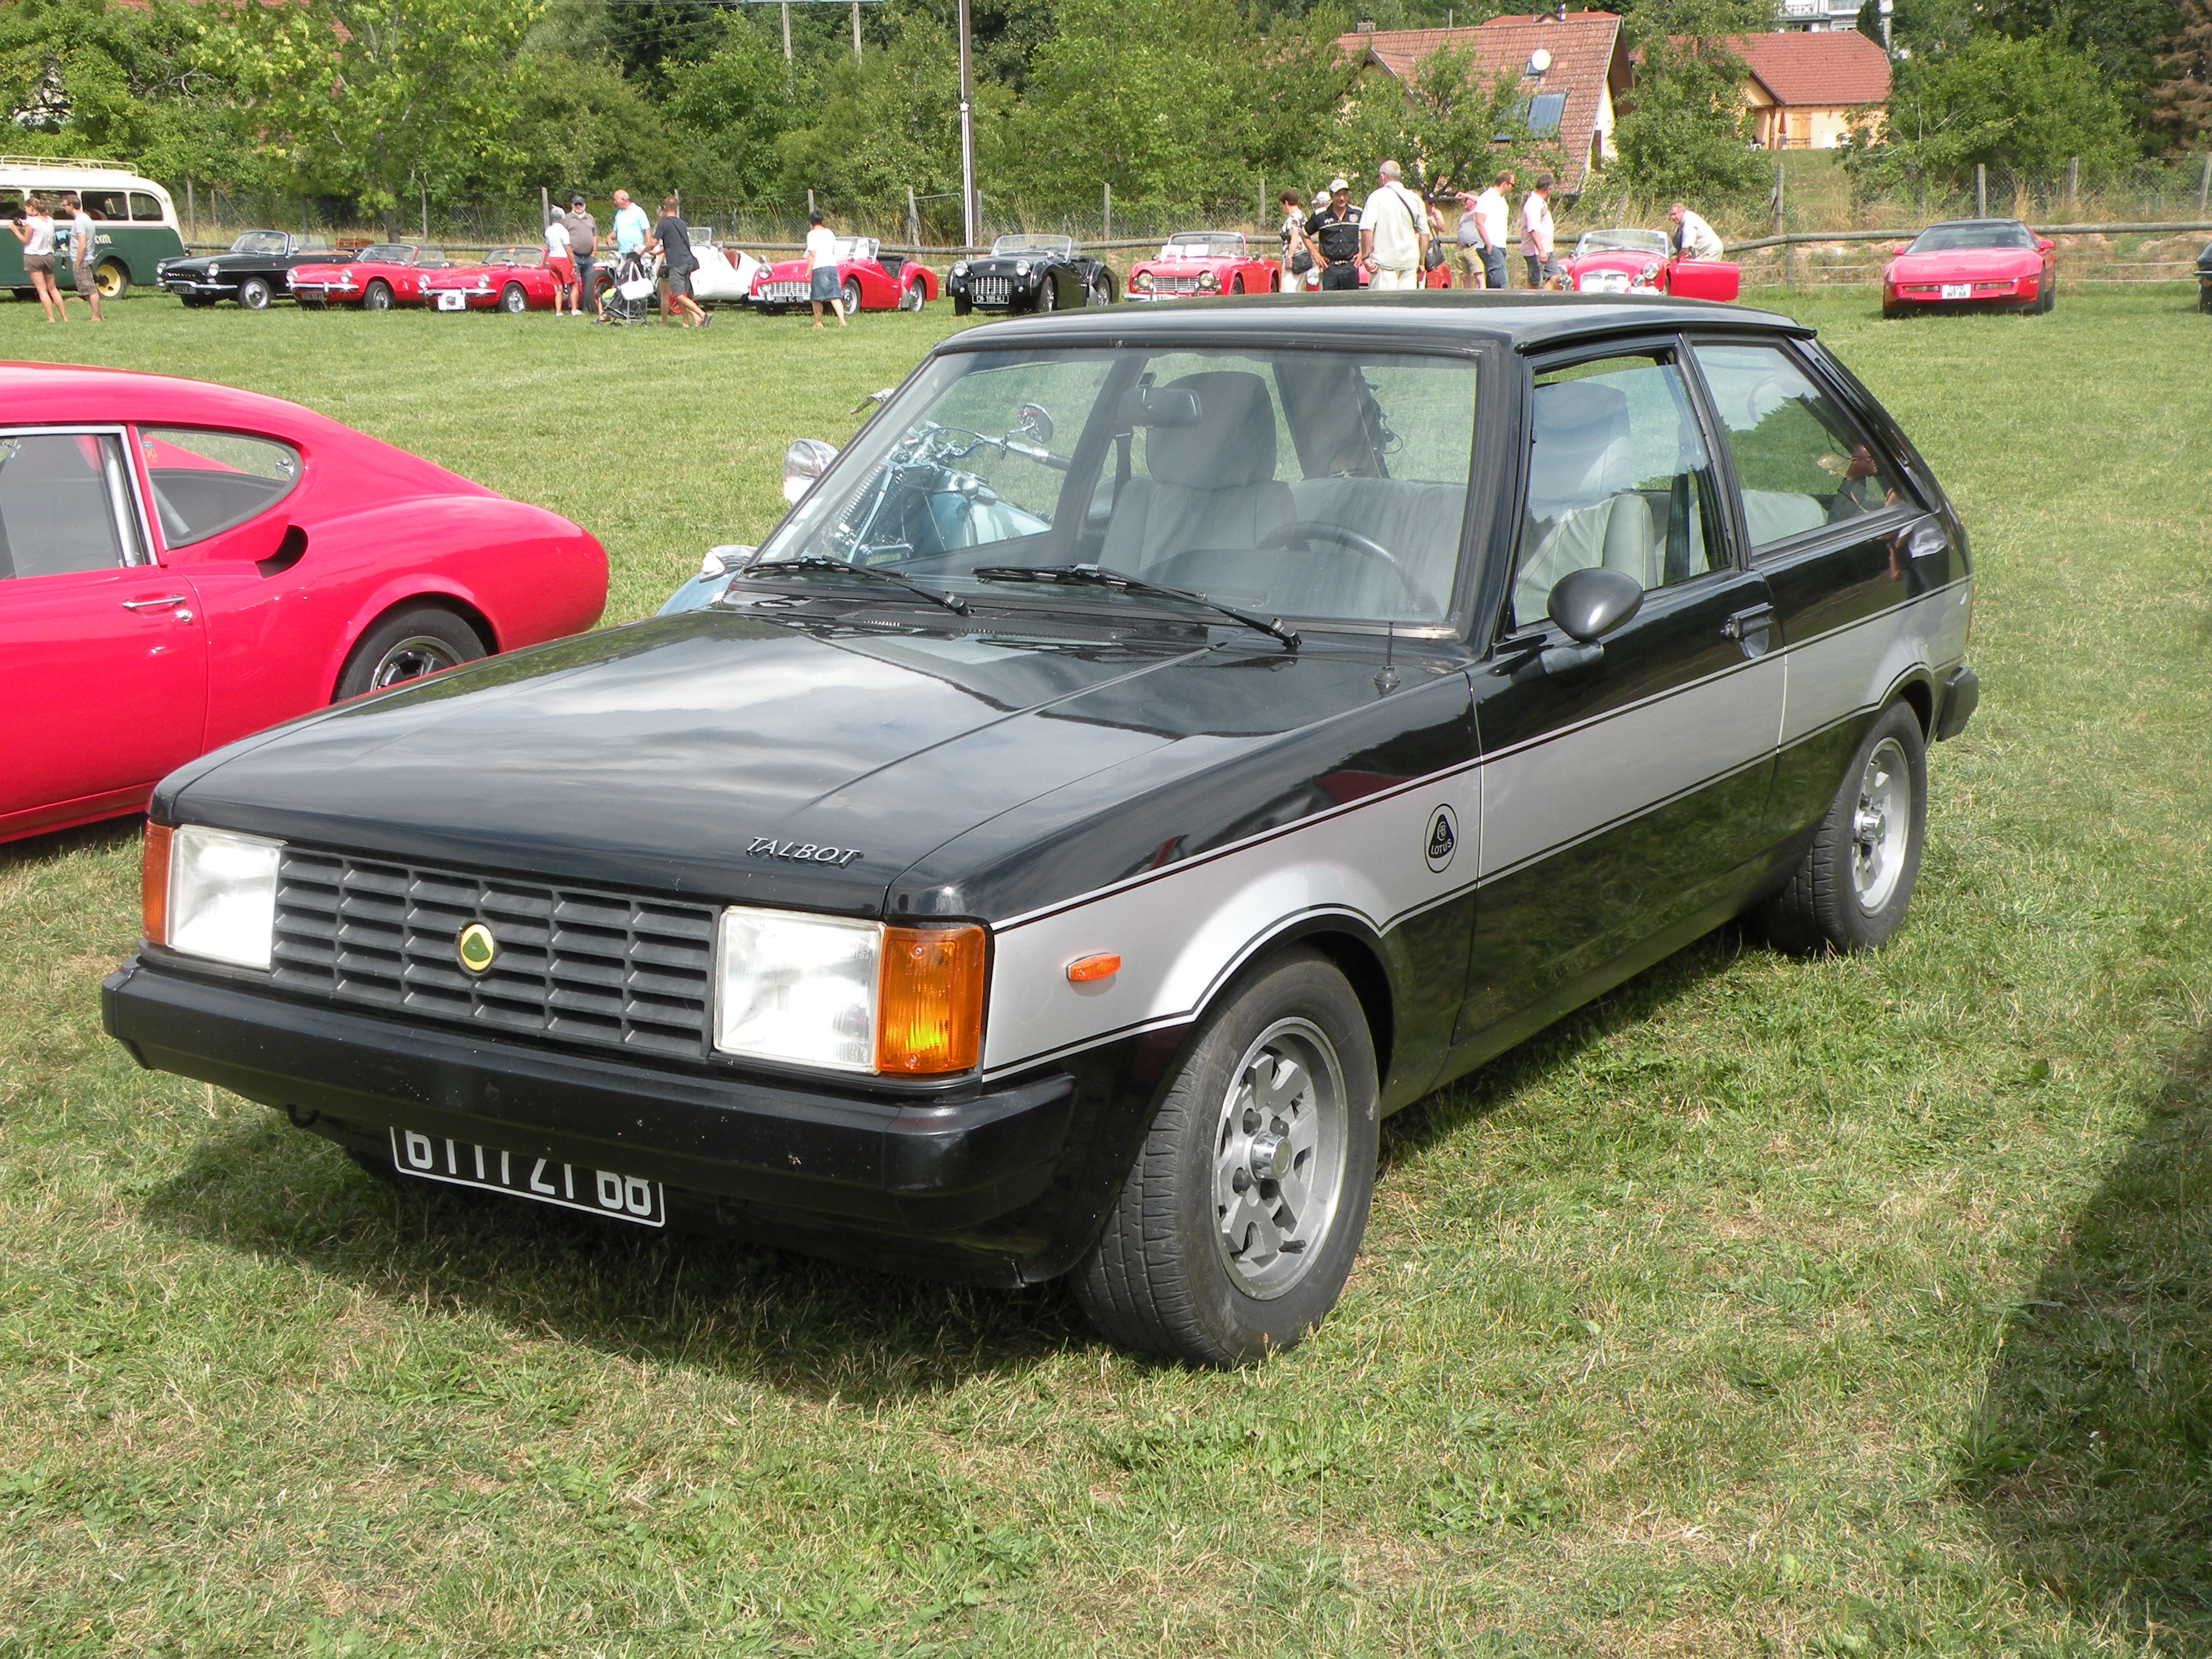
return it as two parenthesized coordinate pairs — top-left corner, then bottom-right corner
(597, 189), (651, 320)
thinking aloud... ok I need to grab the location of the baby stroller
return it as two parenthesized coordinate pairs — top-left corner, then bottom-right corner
(598, 249), (659, 326)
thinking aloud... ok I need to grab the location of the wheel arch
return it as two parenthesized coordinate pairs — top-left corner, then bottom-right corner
(326, 588), (497, 700)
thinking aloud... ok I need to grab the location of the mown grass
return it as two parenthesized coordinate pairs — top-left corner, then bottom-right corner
(3, 284), (2211, 1656)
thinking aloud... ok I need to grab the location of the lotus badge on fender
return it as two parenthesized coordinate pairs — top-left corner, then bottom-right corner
(456, 922), (499, 974)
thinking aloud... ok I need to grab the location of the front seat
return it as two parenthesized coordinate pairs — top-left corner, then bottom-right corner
(1513, 377), (1660, 620)
(1102, 371), (1293, 576)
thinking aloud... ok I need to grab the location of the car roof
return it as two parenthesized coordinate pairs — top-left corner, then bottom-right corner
(938, 290), (1806, 353)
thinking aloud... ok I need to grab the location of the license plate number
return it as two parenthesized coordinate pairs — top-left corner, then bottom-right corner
(1940, 283), (1971, 300)
(387, 1128), (665, 1227)
(435, 291), (466, 310)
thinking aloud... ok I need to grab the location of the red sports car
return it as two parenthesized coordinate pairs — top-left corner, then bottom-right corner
(1558, 228), (1740, 301)
(1882, 218), (2056, 317)
(0, 364), (607, 844)
(748, 236), (937, 315)
(423, 247), (563, 314)
(289, 243), (453, 310)
(1127, 232), (1281, 300)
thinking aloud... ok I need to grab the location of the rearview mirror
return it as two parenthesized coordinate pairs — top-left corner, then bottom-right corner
(1117, 386), (1202, 428)
(1541, 566), (1642, 674)
(781, 437), (837, 505)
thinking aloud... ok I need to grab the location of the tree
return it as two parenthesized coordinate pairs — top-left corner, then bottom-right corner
(1848, 30), (2137, 190)
(1333, 44), (1567, 200)
(1982, 0), (2179, 136)
(213, 0), (545, 231)
(662, 22), (793, 205)
(2152, 0), (2212, 146)
(1613, 0), (1772, 205)
(774, 18), (967, 218)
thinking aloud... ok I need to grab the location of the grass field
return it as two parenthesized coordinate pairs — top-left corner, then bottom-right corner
(4, 284), (2211, 1657)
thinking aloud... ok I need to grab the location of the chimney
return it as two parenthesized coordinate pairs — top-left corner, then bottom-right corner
(1356, 19), (1376, 31)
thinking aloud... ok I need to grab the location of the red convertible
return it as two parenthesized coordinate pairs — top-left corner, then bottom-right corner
(1882, 218), (2056, 317)
(1127, 232), (1281, 300)
(1558, 228), (1740, 301)
(289, 243), (452, 310)
(0, 364), (607, 844)
(422, 247), (562, 314)
(749, 237), (937, 315)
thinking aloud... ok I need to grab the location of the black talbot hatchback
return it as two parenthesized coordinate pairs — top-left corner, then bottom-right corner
(104, 292), (1979, 1366)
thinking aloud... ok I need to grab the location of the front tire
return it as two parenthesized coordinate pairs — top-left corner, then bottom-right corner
(499, 283), (527, 314)
(236, 276), (272, 310)
(334, 605), (486, 700)
(95, 260), (130, 301)
(1761, 702), (1927, 954)
(840, 276), (862, 315)
(1073, 948), (1378, 1367)
(363, 280), (393, 312)
(1035, 278), (1056, 314)
(953, 293), (972, 317)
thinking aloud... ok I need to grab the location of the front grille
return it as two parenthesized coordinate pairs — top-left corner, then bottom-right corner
(756, 280), (809, 302)
(271, 849), (716, 1059)
(1148, 275), (1201, 295)
(970, 276), (1013, 304)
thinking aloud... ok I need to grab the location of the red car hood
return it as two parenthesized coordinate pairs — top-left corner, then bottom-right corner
(759, 258), (817, 281)
(426, 264), (533, 283)
(1887, 247), (2040, 280)
(1564, 250), (1664, 273)
(1132, 257), (1230, 274)
(289, 262), (362, 282)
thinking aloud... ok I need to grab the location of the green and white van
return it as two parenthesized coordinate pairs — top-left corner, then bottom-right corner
(1, 158), (187, 301)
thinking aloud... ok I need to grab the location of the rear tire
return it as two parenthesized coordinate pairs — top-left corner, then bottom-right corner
(1760, 702), (1927, 955)
(334, 605), (486, 700)
(1881, 303), (1904, 320)
(1091, 272), (1114, 306)
(900, 280), (923, 312)
(236, 276), (272, 310)
(1073, 948), (1378, 1367)
(95, 260), (130, 301)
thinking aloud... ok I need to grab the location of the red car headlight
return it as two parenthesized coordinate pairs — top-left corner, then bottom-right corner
(1133, 271), (1153, 292)
(1198, 270), (1218, 292)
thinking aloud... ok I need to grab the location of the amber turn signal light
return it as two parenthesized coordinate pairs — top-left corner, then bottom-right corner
(141, 822), (172, 948)
(1065, 953), (1120, 983)
(877, 923), (988, 1074)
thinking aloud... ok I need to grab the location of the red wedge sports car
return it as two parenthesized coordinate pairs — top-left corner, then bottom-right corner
(289, 243), (453, 310)
(1558, 228), (1741, 301)
(1883, 218), (2056, 317)
(0, 364), (607, 844)
(748, 237), (937, 315)
(423, 247), (563, 314)
(1127, 232), (1281, 300)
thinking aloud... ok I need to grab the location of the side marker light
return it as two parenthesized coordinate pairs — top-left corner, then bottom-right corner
(1067, 953), (1121, 983)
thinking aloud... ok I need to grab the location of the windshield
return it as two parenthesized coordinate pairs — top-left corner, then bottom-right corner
(229, 232), (288, 255)
(1162, 233), (1245, 261)
(1908, 221), (2035, 253)
(1574, 228), (1668, 258)
(834, 236), (876, 262)
(486, 247), (543, 267)
(360, 244), (415, 264)
(749, 346), (1481, 627)
(991, 234), (1073, 256)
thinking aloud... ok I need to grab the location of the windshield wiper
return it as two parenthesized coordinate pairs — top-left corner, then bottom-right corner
(735, 555), (968, 616)
(970, 563), (1298, 650)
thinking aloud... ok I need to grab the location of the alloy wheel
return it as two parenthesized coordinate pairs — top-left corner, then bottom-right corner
(1850, 736), (1912, 913)
(369, 634), (462, 689)
(1210, 1016), (1349, 1299)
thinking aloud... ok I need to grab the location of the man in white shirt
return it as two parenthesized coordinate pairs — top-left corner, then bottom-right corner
(1358, 159), (1428, 292)
(1520, 173), (1557, 290)
(1473, 170), (1513, 290)
(1669, 201), (1725, 263)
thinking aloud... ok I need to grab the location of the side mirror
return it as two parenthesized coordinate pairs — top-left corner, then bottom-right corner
(781, 437), (837, 505)
(2036, 237), (2054, 253)
(1016, 401), (1054, 444)
(1541, 566), (1642, 674)
(1891, 244), (1909, 256)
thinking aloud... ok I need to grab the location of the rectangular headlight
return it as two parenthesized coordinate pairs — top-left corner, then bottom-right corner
(714, 908), (988, 1075)
(168, 825), (282, 970)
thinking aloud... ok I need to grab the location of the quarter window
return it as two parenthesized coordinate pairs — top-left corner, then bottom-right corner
(1691, 343), (1909, 552)
(0, 433), (147, 580)
(1514, 352), (1729, 625)
(138, 428), (302, 548)
(129, 192), (167, 223)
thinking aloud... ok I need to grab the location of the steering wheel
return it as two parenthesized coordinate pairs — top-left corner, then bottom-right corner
(1256, 520), (1430, 611)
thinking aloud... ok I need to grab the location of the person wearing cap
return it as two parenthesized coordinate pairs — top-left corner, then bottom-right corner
(1305, 177), (1362, 293)
(561, 193), (597, 318)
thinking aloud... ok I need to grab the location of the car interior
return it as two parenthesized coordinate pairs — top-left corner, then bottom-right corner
(0, 434), (135, 581)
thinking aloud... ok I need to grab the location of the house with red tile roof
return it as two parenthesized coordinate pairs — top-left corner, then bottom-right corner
(1728, 29), (1891, 149)
(1337, 11), (1633, 193)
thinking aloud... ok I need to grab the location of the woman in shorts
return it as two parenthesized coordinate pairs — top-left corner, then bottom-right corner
(545, 209), (575, 316)
(805, 208), (847, 329)
(11, 195), (64, 323)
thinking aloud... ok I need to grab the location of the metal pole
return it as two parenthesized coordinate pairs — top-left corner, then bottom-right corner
(1975, 163), (1986, 218)
(853, 0), (862, 61)
(780, 1), (791, 61)
(421, 184), (428, 241)
(540, 185), (549, 232)
(1104, 183), (1111, 241)
(808, 188), (816, 216)
(2065, 156), (2078, 211)
(2199, 153), (2210, 216)
(957, 0), (979, 250)
(907, 184), (919, 247)
(185, 178), (195, 243)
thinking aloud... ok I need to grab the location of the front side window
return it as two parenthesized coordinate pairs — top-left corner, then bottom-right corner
(1691, 342), (1909, 552)
(138, 428), (301, 548)
(752, 346), (1480, 626)
(1514, 352), (1728, 625)
(0, 432), (146, 580)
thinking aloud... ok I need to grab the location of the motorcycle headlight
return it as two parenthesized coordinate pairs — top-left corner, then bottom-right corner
(149, 824), (282, 970)
(714, 908), (987, 1075)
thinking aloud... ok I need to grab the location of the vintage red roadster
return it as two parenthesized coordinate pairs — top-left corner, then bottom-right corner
(1558, 228), (1740, 302)
(748, 237), (937, 316)
(289, 244), (452, 310)
(422, 247), (564, 314)
(1127, 232), (1281, 300)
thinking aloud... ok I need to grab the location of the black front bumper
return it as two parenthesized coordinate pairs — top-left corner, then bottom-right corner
(104, 957), (1079, 1279)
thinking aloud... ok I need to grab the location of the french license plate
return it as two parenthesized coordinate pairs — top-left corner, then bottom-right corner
(435, 291), (466, 311)
(387, 1127), (665, 1227)
(1940, 283), (1971, 300)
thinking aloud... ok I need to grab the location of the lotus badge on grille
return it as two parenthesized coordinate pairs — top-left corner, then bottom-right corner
(455, 922), (499, 974)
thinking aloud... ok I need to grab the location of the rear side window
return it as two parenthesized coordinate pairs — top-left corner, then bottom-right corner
(0, 432), (148, 579)
(1691, 343), (1911, 552)
(138, 427), (301, 548)
(129, 192), (166, 223)
(81, 190), (129, 221)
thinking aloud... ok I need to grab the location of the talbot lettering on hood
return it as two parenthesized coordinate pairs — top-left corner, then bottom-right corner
(748, 837), (864, 868)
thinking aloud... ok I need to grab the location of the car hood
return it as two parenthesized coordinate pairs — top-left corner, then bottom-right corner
(961, 256), (1052, 275)
(163, 609), (1373, 916)
(425, 266), (507, 281)
(1887, 247), (2039, 278)
(759, 258), (825, 280)
(289, 262), (359, 280)
(1134, 257), (1230, 273)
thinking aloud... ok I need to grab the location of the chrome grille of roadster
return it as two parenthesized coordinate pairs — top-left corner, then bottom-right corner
(1149, 275), (1201, 295)
(754, 280), (809, 303)
(270, 849), (716, 1059)
(970, 276), (1013, 304)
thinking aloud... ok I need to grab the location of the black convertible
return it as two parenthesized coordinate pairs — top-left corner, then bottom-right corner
(157, 230), (336, 310)
(106, 293), (1979, 1367)
(946, 233), (1115, 316)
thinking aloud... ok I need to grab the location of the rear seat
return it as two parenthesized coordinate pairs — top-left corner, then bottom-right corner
(1287, 477), (1465, 617)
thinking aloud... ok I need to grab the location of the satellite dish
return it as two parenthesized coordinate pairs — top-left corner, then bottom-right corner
(1527, 47), (1552, 75)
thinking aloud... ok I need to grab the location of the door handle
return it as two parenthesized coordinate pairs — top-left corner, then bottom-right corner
(122, 594), (193, 622)
(1721, 604), (1774, 642)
